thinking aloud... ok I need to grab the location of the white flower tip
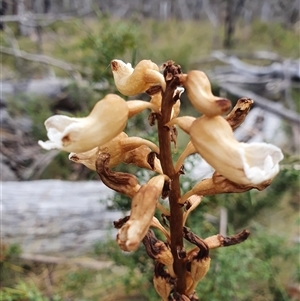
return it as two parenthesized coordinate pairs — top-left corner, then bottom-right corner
(38, 140), (60, 150)
(242, 143), (284, 185)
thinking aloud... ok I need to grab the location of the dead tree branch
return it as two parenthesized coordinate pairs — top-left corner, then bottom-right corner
(0, 46), (91, 75)
(219, 83), (300, 126)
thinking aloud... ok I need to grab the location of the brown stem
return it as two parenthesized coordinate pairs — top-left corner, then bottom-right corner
(157, 62), (186, 294)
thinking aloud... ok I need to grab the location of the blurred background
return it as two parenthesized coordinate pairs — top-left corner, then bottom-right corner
(1, 0), (300, 300)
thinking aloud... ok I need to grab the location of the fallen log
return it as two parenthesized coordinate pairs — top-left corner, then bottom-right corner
(2, 180), (124, 255)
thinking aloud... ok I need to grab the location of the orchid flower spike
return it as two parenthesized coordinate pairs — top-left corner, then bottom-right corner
(181, 70), (231, 116)
(117, 175), (167, 251)
(111, 59), (166, 96)
(38, 94), (129, 153)
(69, 132), (160, 171)
(189, 115), (284, 185)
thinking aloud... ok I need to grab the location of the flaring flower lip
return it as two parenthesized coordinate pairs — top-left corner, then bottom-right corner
(38, 94), (129, 153)
(190, 115), (284, 185)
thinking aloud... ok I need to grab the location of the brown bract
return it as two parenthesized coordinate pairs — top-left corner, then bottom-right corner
(183, 228), (211, 295)
(143, 230), (174, 276)
(96, 152), (140, 198)
(153, 262), (174, 301)
(225, 97), (254, 130)
(180, 172), (272, 204)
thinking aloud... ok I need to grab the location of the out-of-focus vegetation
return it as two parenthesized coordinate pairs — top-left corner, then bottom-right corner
(1, 9), (300, 301)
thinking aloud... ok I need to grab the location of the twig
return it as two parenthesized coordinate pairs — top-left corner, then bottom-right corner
(0, 46), (91, 75)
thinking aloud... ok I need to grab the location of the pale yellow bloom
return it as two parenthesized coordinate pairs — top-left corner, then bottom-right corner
(111, 59), (166, 96)
(38, 94), (129, 153)
(182, 70), (231, 116)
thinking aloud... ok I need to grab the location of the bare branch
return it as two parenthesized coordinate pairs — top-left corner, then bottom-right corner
(0, 46), (91, 75)
(219, 83), (300, 126)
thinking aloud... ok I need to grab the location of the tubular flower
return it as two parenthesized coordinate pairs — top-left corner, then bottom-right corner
(173, 97), (254, 173)
(180, 70), (232, 116)
(189, 115), (284, 185)
(111, 59), (166, 96)
(38, 94), (129, 153)
(69, 132), (160, 171)
(117, 175), (167, 251)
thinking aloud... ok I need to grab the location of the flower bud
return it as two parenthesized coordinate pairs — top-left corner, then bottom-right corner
(117, 175), (166, 251)
(38, 94), (128, 153)
(182, 70), (231, 116)
(111, 59), (166, 96)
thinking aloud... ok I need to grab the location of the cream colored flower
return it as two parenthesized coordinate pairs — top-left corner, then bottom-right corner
(117, 175), (166, 251)
(111, 59), (166, 96)
(189, 115), (284, 185)
(38, 94), (129, 153)
(168, 115), (283, 185)
(181, 70), (231, 116)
